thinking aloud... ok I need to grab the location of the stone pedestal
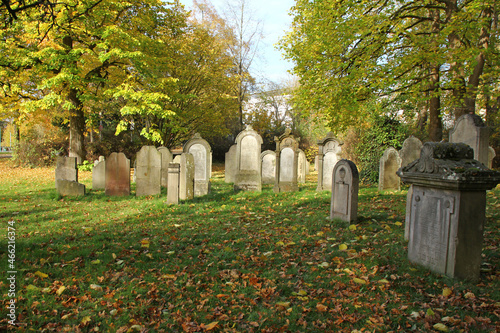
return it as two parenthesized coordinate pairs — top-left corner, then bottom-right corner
(398, 142), (500, 281)
(166, 163), (180, 205)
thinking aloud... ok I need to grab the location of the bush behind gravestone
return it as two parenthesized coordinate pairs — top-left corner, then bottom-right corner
(11, 126), (67, 167)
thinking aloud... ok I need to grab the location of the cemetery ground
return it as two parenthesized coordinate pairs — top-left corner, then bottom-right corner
(0, 160), (499, 332)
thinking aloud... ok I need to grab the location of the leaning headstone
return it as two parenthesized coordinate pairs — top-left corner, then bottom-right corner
(234, 125), (263, 191)
(135, 146), (162, 197)
(261, 150), (276, 184)
(316, 133), (343, 191)
(397, 142), (500, 280)
(399, 136), (423, 168)
(166, 163), (180, 205)
(378, 147), (402, 191)
(55, 156), (78, 190)
(92, 158), (106, 190)
(297, 149), (307, 183)
(449, 114), (490, 166)
(183, 133), (212, 197)
(225, 144), (237, 183)
(274, 129), (299, 193)
(330, 160), (359, 223)
(105, 152), (130, 196)
(56, 180), (85, 196)
(173, 153), (194, 200)
(158, 147), (173, 188)
(488, 146), (496, 169)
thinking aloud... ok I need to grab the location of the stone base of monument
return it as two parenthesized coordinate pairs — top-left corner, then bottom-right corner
(273, 182), (299, 193)
(56, 180), (85, 196)
(398, 142), (500, 281)
(234, 171), (262, 192)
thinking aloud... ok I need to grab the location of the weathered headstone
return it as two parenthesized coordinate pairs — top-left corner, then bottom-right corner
(55, 156), (78, 189)
(234, 125), (263, 191)
(173, 153), (195, 200)
(135, 146), (162, 197)
(261, 150), (276, 184)
(378, 147), (402, 191)
(399, 136), (423, 168)
(94, 155), (104, 166)
(56, 180), (86, 196)
(158, 147), (173, 188)
(330, 160), (359, 223)
(488, 146), (496, 169)
(297, 149), (307, 183)
(274, 129), (299, 193)
(92, 158), (106, 190)
(105, 152), (130, 196)
(183, 133), (212, 197)
(449, 114), (490, 166)
(225, 144), (237, 183)
(316, 133), (343, 191)
(166, 163), (180, 205)
(397, 142), (500, 280)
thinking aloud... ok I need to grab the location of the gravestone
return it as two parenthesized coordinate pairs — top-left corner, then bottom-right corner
(274, 129), (299, 193)
(135, 146), (162, 197)
(56, 180), (85, 196)
(316, 133), (343, 191)
(314, 155), (319, 172)
(449, 114), (490, 166)
(94, 155), (104, 166)
(378, 147), (402, 191)
(399, 136), (423, 168)
(158, 147), (173, 188)
(330, 160), (359, 223)
(488, 146), (496, 169)
(55, 156), (78, 190)
(105, 152), (130, 196)
(397, 142), (500, 280)
(173, 153), (194, 200)
(92, 158), (106, 190)
(261, 150), (276, 184)
(234, 125), (263, 191)
(297, 149), (307, 183)
(183, 133), (211, 197)
(166, 163), (180, 205)
(225, 144), (237, 183)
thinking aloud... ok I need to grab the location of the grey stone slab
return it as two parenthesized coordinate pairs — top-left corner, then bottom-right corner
(56, 180), (85, 196)
(92, 160), (106, 190)
(449, 114), (490, 166)
(166, 163), (180, 205)
(55, 157), (78, 189)
(225, 145), (237, 183)
(298, 149), (306, 183)
(378, 147), (401, 191)
(330, 160), (359, 223)
(274, 129), (299, 193)
(261, 150), (276, 184)
(184, 133), (211, 197)
(174, 153), (194, 200)
(488, 146), (495, 169)
(316, 133), (343, 191)
(399, 136), (423, 168)
(136, 146), (162, 196)
(158, 147), (173, 188)
(105, 152), (130, 196)
(234, 125), (263, 191)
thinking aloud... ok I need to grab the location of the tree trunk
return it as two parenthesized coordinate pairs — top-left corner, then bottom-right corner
(428, 64), (442, 142)
(68, 88), (86, 164)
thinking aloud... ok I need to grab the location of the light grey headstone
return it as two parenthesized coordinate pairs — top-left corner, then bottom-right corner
(274, 129), (299, 193)
(378, 147), (401, 191)
(136, 146), (162, 197)
(157, 147), (173, 188)
(174, 153), (194, 200)
(488, 146), (495, 169)
(56, 180), (85, 196)
(105, 152), (130, 196)
(166, 163), (180, 205)
(330, 160), (359, 223)
(297, 149), (306, 183)
(183, 133), (211, 197)
(280, 147), (294, 182)
(234, 125), (263, 191)
(55, 157), (78, 190)
(449, 114), (490, 166)
(316, 133), (343, 191)
(225, 144), (237, 183)
(261, 150), (276, 184)
(399, 136), (423, 168)
(92, 159), (106, 190)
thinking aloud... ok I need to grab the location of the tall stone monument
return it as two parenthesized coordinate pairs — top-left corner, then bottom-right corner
(183, 133), (212, 197)
(225, 144), (237, 183)
(316, 133), (343, 191)
(330, 160), (359, 223)
(234, 125), (263, 191)
(378, 147), (402, 191)
(274, 129), (299, 193)
(105, 152), (130, 196)
(397, 142), (500, 280)
(157, 147), (173, 188)
(261, 150), (276, 184)
(449, 114), (490, 166)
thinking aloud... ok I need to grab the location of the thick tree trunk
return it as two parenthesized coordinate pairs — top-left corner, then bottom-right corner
(68, 88), (86, 164)
(428, 64), (442, 142)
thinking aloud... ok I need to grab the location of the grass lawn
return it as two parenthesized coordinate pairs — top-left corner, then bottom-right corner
(1, 159), (499, 332)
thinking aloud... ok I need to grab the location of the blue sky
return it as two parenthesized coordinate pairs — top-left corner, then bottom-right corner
(179, 0), (296, 84)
